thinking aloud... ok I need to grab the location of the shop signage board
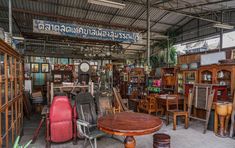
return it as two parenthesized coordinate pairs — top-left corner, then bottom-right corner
(33, 19), (141, 43)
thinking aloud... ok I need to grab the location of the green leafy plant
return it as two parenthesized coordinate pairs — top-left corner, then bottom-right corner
(13, 136), (32, 148)
(150, 39), (177, 68)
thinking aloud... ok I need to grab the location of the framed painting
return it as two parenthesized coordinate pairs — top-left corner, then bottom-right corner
(41, 63), (50, 73)
(31, 63), (39, 73)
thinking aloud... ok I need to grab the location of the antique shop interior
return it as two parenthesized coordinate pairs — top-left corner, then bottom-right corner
(1, 0), (235, 148)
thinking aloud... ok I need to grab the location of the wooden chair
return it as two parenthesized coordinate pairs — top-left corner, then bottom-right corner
(130, 91), (138, 100)
(166, 94), (188, 130)
(113, 87), (130, 112)
(137, 94), (164, 115)
(155, 95), (164, 116)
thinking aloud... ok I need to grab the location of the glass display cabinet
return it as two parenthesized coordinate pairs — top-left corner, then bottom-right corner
(0, 39), (23, 148)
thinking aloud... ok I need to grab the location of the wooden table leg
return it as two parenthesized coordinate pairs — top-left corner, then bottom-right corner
(32, 116), (45, 143)
(214, 108), (218, 133)
(124, 136), (136, 148)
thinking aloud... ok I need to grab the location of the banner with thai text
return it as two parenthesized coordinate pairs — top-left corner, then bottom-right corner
(33, 19), (141, 43)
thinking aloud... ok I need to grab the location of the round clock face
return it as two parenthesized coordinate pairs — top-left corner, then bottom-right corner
(80, 63), (90, 73)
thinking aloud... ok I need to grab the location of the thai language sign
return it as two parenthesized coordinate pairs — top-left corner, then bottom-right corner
(33, 19), (141, 43)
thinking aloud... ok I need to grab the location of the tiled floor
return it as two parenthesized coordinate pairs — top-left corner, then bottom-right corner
(20, 113), (235, 148)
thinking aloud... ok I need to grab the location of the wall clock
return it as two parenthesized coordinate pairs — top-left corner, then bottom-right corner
(78, 62), (91, 84)
(80, 62), (90, 73)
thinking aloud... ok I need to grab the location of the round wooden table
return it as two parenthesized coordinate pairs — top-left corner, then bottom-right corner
(98, 112), (163, 148)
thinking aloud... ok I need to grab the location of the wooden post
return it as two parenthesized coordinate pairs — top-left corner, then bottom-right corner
(0, 55), (2, 146)
(51, 82), (54, 104)
(5, 53), (9, 148)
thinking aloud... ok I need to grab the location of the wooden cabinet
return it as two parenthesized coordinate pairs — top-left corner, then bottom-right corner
(0, 39), (23, 147)
(119, 72), (128, 98)
(177, 70), (198, 94)
(177, 71), (184, 94)
(199, 64), (235, 100)
(128, 68), (145, 96)
(161, 67), (176, 93)
(198, 65), (217, 84)
(184, 70), (198, 84)
(215, 64), (235, 98)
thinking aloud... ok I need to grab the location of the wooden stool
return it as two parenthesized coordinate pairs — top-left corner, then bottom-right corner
(215, 102), (232, 137)
(153, 133), (170, 148)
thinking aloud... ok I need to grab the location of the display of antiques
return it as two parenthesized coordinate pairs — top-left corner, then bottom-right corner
(147, 78), (161, 93)
(161, 67), (176, 93)
(199, 64), (235, 99)
(99, 64), (113, 91)
(128, 68), (145, 95)
(52, 64), (74, 84)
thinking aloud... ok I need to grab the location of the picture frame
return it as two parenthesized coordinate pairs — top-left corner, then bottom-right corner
(41, 63), (50, 73)
(91, 65), (98, 75)
(24, 63), (31, 73)
(31, 63), (39, 73)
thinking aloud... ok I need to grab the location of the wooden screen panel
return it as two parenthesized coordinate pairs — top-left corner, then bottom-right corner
(194, 87), (208, 109)
(193, 84), (212, 110)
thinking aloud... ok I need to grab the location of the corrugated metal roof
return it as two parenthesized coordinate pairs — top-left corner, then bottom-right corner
(151, 23), (170, 32)
(117, 4), (143, 18)
(160, 13), (185, 25)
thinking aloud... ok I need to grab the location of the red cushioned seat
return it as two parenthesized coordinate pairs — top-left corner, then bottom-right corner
(46, 96), (77, 147)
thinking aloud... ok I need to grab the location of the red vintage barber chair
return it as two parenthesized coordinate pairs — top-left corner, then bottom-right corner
(46, 96), (77, 147)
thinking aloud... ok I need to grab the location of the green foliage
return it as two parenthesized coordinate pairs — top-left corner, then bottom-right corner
(150, 38), (177, 68)
(13, 136), (32, 148)
(169, 46), (177, 64)
(150, 52), (165, 68)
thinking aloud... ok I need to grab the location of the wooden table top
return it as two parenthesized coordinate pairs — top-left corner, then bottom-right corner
(98, 112), (163, 136)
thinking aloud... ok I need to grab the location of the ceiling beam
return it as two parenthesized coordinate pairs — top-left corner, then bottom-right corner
(22, 0), (178, 28)
(124, 0), (227, 24)
(150, 12), (170, 29)
(162, 0), (234, 11)
(0, 7), (146, 33)
(24, 51), (137, 59)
